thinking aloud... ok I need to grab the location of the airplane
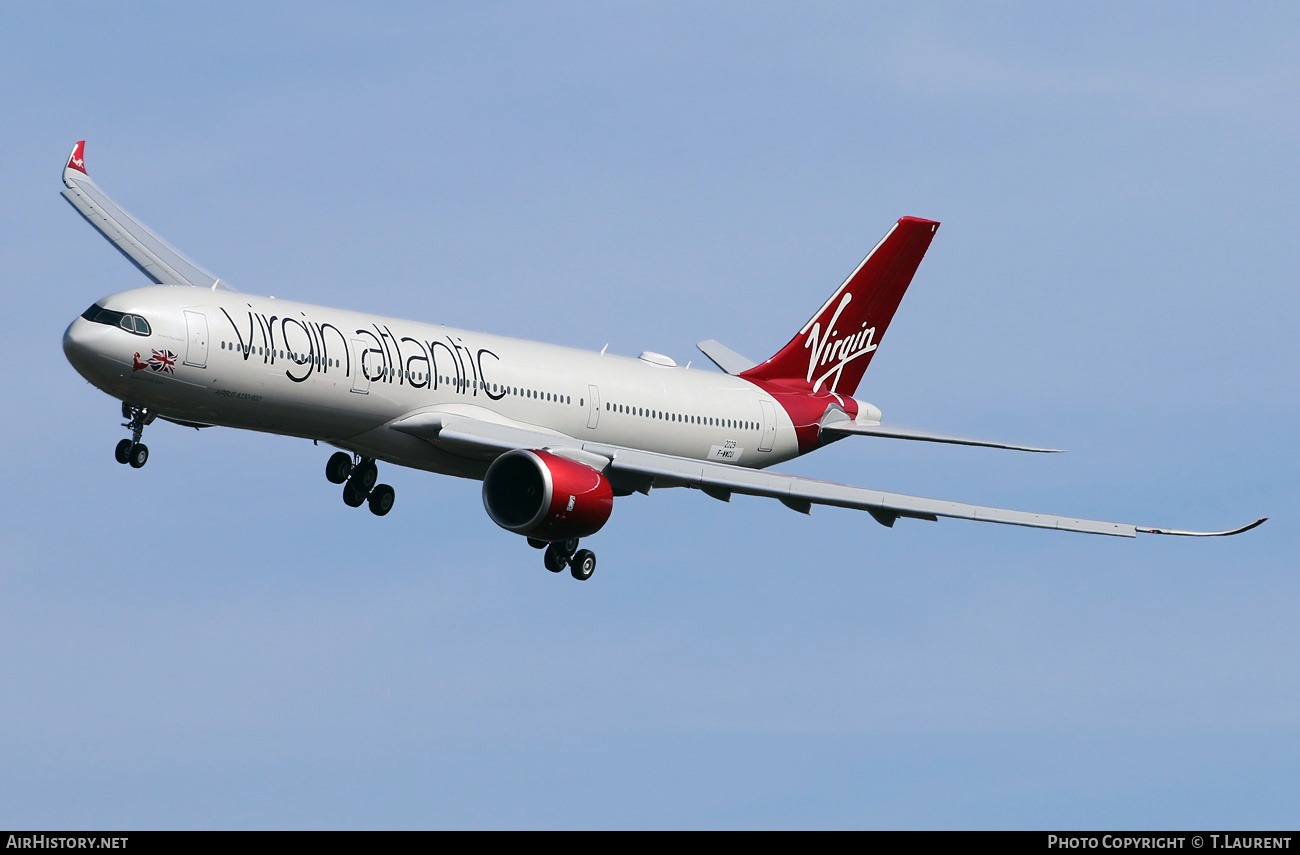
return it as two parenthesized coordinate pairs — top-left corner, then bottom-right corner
(59, 141), (1265, 580)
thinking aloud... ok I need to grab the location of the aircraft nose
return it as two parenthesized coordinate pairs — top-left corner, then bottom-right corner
(64, 316), (87, 356)
(63, 316), (102, 377)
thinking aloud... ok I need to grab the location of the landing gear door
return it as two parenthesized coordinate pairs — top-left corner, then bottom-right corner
(758, 399), (776, 452)
(183, 310), (208, 368)
(350, 339), (371, 394)
(587, 385), (600, 429)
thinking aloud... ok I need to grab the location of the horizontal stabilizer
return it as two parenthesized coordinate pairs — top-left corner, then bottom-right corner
(821, 421), (1064, 453)
(696, 340), (757, 375)
(60, 141), (227, 290)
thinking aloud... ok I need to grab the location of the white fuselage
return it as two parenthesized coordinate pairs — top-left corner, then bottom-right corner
(64, 285), (807, 480)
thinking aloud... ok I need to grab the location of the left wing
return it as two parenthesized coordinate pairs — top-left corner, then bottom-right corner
(60, 141), (228, 290)
(389, 409), (1264, 538)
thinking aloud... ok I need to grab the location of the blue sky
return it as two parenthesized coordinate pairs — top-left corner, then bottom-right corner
(2, 2), (1297, 829)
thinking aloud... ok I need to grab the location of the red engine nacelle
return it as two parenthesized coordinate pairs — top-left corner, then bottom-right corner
(482, 449), (615, 541)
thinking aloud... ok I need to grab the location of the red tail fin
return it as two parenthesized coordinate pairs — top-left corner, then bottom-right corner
(740, 216), (938, 396)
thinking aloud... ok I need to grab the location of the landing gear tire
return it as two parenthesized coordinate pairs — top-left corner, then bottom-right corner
(543, 544), (569, 573)
(569, 549), (596, 581)
(325, 452), (353, 484)
(353, 460), (378, 492)
(128, 443), (149, 469)
(527, 537), (548, 550)
(114, 439), (133, 464)
(368, 484), (395, 516)
(342, 482), (366, 507)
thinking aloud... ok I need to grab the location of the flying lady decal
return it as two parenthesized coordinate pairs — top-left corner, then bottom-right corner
(134, 348), (177, 374)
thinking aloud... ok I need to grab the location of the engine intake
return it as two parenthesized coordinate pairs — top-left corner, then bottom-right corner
(482, 449), (614, 541)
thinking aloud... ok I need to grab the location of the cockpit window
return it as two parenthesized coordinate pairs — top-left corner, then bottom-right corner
(82, 303), (150, 336)
(83, 303), (122, 325)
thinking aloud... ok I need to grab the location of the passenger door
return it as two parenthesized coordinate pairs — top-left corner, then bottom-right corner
(183, 310), (208, 368)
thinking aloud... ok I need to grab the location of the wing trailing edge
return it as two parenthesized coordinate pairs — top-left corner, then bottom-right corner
(60, 141), (229, 290)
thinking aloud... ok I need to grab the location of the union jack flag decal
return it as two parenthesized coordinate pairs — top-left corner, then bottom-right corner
(148, 349), (177, 374)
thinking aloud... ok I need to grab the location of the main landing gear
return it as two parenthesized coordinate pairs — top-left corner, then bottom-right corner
(114, 402), (153, 469)
(529, 537), (597, 581)
(326, 451), (395, 516)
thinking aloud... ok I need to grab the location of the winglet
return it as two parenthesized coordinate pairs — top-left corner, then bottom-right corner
(64, 140), (88, 179)
(1136, 518), (1267, 537)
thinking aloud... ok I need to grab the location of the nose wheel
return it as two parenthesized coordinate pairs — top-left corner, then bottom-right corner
(541, 539), (597, 580)
(327, 452), (395, 516)
(114, 403), (153, 469)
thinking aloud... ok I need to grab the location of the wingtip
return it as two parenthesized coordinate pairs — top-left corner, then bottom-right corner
(64, 140), (88, 178)
(1136, 517), (1268, 537)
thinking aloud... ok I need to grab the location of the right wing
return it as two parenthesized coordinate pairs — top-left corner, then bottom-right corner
(388, 409), (1265, 538)
(60, 141), (228, 290)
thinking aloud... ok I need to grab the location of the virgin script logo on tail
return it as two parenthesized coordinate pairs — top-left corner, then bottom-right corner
(802, 293), (876, 392)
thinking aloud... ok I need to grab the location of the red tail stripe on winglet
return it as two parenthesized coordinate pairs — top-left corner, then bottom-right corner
(66, 141), (88, 175)
(740, 216), (939, 397)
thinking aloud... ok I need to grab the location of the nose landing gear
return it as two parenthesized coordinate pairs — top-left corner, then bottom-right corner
(541, 538), (597, 581)
(326, 451), (395, 516)
(114, 403), (153, 469)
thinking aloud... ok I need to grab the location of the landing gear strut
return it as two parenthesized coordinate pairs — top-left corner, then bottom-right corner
(327, 452), (395, 516)
(541, 538), (597, 581)
(114, 403), (153, 469)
